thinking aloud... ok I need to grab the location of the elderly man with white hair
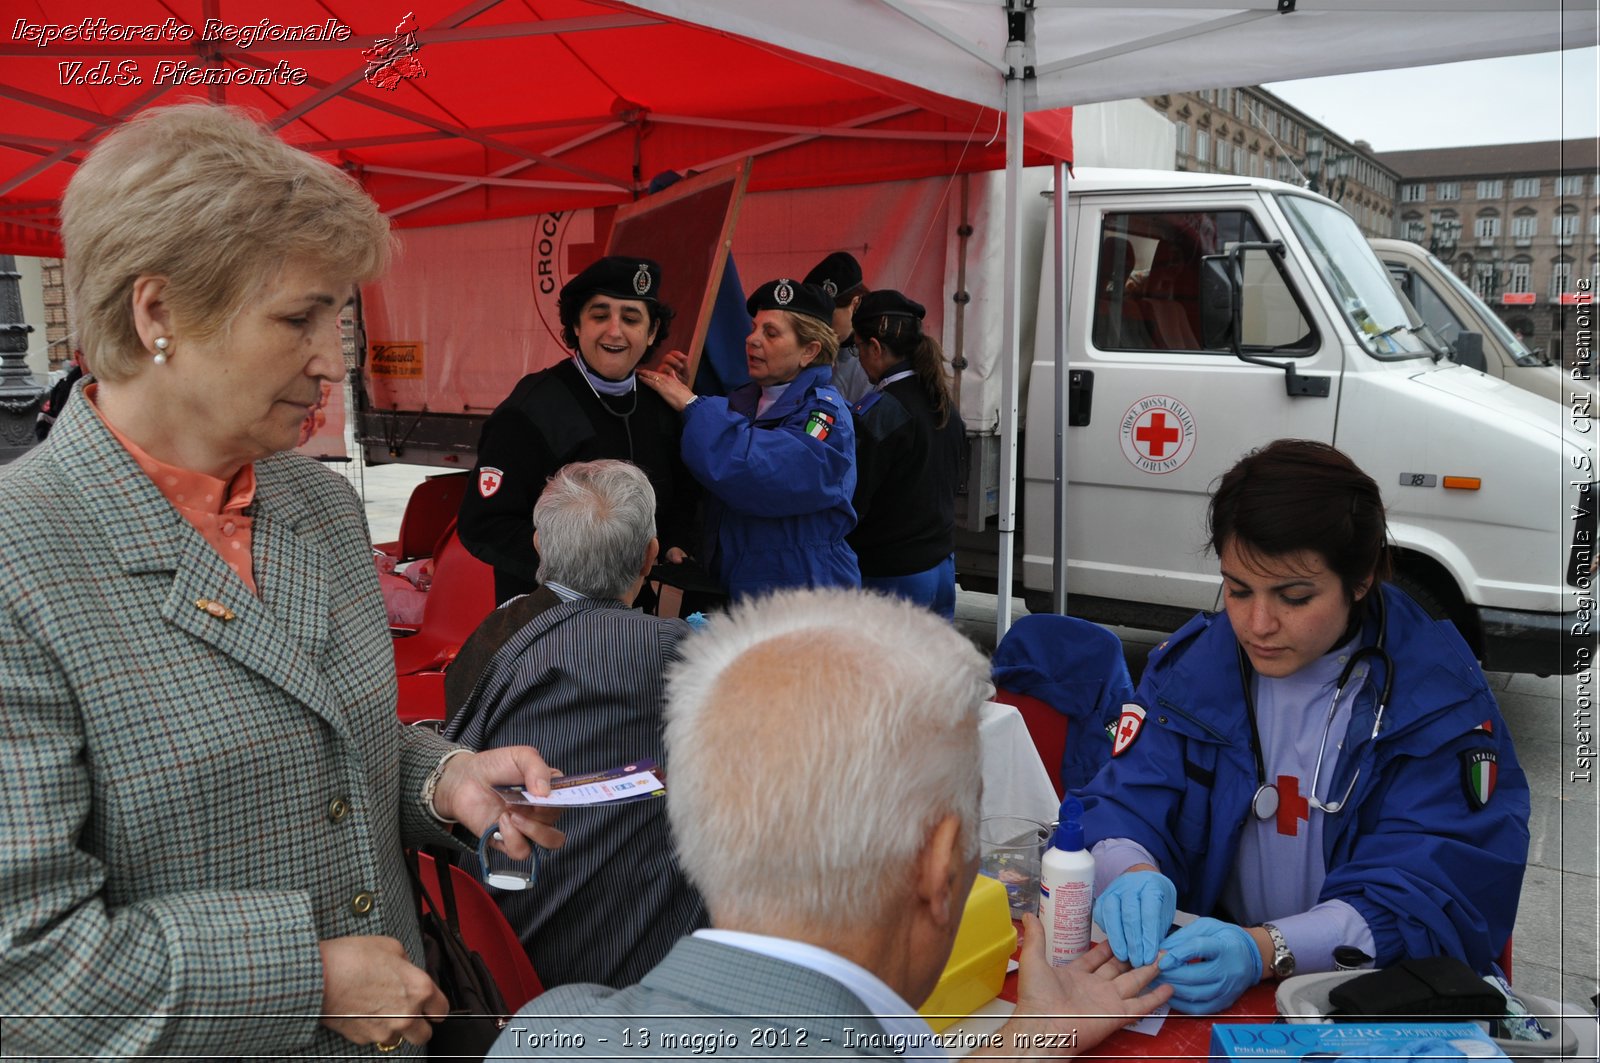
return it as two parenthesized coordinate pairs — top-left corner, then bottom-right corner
(444, 459), (707, 989)
(490, 588), (1169, 1059)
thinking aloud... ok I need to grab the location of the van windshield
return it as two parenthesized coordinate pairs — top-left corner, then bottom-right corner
(1279, 195), (1431, 361)
(1422, 248), (1546, 366)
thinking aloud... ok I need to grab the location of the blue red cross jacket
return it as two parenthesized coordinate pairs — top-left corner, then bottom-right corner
(680, 365), (859, 599)
(1078, 584), (1530, 972)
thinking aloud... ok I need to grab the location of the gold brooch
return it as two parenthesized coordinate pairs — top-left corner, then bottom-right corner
(195, 598), (236, 622)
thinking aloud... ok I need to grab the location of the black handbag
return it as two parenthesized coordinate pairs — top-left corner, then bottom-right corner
(407, 849), (512, 1061)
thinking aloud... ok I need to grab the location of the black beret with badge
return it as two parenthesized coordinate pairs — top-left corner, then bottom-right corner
(803, 251), (863, 301)
(855, 289), (925, 322)
(746, 278), (834, 324)
(559, 255), (663, 309)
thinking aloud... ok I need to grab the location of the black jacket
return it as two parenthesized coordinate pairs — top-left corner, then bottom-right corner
(458, 359), (697, 603)
(848, 364), (965, 576)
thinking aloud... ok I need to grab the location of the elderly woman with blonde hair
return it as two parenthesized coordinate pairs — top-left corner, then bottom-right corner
(0, 103), (562, 1057)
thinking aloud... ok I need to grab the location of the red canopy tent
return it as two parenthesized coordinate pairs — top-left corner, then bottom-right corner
(0, 0), (1072, 257)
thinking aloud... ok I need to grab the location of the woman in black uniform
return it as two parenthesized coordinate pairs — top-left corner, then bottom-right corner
(458, 256), (696, 603)
(847, 289), (965, 618)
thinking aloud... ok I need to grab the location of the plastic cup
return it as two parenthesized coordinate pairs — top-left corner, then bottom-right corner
(979, 814), (1050, 920)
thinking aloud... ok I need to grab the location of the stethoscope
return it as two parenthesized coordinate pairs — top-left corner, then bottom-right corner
(1242, 587), (1396, 821)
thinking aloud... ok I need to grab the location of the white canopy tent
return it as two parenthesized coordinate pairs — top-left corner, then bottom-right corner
(632, 0), (1598, 636)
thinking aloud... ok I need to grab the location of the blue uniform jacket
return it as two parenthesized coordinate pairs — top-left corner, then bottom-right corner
(1078, 584), (1530, 971)
(680, 365), (859, 598)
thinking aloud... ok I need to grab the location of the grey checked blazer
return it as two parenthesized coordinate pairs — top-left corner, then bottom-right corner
(444, 597), (708, 989)
(489, 937), (906, 1059)
(0, 389), (459, 1058)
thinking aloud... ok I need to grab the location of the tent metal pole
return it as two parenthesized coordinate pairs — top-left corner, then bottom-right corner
(1051, 161), (1071, 615)
(994, 30), (1026, 641)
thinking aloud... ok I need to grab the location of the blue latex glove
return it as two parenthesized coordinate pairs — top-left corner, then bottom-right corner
(1092, 869), (1177, 967)
(1155, 917), (1263, 1013)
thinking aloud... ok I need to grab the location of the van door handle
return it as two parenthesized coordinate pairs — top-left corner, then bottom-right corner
(1068, 369), (1094, 426)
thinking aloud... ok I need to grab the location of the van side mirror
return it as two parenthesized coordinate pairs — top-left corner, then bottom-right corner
(1454, 330), (1487, 372)
(1199, 256), (1234, 349)
(1209, 241), (1330, 399)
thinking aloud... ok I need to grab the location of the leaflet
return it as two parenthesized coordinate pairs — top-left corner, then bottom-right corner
(495, 760), (666, 807)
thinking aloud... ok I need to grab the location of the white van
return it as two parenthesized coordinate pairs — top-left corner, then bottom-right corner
(1369, 237), (1584, 408)
(954, 169), (1589, 675)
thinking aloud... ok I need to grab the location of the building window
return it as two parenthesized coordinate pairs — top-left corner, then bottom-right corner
(1175, 123), (1190, 157)
(1403, 213), (1426, 242)
(1558, 174), (1584, 196)
(1476, 179), (1503, 199)
(1216, 139), (1231, 169)
(1474, 213), (1501, 244)
(1401, 183), (1426, 203)
(1513, 177), (1540, 198)
(1217, 87), (1230, 111)
(1512, 211), (1538, 245)
(1197, 130), (1210, 167)
(1551, 259), (1572, 298)
(1436, 182), (1461, 201)
(1555, 210), (1580, 245)
(1508, 260), (1532, 293)
(1472, 261), (1498, 299)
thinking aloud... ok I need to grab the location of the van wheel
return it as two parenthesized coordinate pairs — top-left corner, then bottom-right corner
(1392, 572), (1451, 623)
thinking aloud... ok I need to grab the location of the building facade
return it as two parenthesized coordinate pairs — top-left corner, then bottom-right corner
(1144, 84), (1399, 239)
(1377, 139), (1599, 363)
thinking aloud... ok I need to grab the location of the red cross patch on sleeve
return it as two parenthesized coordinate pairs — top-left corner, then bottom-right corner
(477, 466), (504, 498)
(1111, 702), (1148, 757)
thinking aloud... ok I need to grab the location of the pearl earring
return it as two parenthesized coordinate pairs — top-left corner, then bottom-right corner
(153, 337), (169, 365)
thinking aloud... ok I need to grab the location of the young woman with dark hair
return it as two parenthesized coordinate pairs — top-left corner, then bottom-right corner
(846, 289), (965, 618)
(1076, 439), (1530, 1014)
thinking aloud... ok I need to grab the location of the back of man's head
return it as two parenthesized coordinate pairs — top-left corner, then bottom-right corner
(664, 589), (991, 932)
(534, 459), (656, 600)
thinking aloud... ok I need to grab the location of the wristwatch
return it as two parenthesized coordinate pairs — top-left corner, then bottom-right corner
(1260, 922), (1295, 979)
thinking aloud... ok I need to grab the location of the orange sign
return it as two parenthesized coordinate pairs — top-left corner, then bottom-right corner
(369, 341), (425, 378)
(1500, 292), (1536, 306)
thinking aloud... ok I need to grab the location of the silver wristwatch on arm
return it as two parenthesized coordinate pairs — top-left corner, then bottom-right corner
(1260, 921), (1296, 978)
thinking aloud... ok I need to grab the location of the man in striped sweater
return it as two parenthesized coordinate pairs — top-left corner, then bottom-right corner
(443, 459), (708, 988)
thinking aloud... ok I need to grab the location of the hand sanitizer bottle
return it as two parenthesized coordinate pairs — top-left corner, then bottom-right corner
(1039, 795), (1095, 966)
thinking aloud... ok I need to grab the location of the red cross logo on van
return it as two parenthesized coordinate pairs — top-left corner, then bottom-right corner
(1119, 395), (1197, 475)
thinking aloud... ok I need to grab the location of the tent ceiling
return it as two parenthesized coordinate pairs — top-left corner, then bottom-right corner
(632, 0), (1597, 113)
(0, 0), (1072, 257)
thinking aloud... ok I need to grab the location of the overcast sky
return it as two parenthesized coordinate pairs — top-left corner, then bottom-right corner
(1263, 47), (1598, 154)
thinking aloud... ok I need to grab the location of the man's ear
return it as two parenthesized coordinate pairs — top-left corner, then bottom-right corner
(532, 529), (541, 554)
(131, 275), (173, 352)
(640, 536), (660, 577)
(916, 814), (964, 928)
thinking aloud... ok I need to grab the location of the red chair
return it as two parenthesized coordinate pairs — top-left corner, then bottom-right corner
(413, 851), (544, 1011)
(375, 472), (470, 564)
(392, 522), (496, 677)
(992, 688), (1070, 801)
(396, 671), (448, 727)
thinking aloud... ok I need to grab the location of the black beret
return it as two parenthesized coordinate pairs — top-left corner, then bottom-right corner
(854, 289), (926, 324)
(746, 278), (833, 324)
(803, 251), (863, 300)
(560, 255), (663, 308)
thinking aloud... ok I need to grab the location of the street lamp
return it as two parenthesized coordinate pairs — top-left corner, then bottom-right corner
(1304, 129), (1353, 202)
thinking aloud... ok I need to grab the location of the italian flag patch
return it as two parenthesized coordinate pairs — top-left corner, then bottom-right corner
(804, 410), (835, 441)
(1460, 748), (1498, 810)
